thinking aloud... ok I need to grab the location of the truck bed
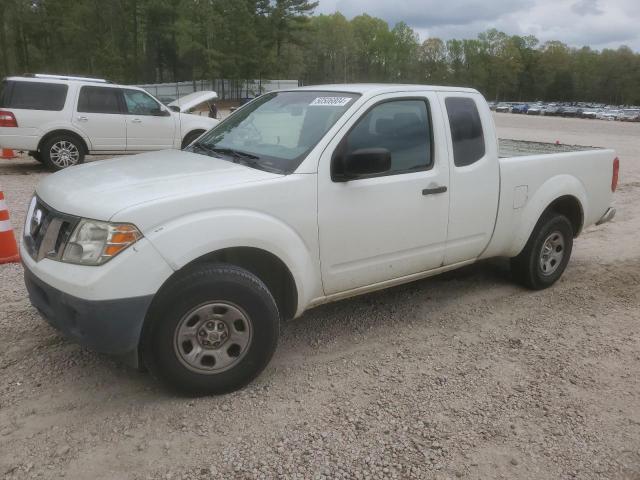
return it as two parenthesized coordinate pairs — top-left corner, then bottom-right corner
(499, 139), (600, 158)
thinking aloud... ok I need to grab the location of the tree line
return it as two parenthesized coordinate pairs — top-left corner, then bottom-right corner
(1, 0), (639, 104)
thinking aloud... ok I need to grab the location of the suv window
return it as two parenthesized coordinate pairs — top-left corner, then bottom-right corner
(337, 99), (432, 178)
(77, 86), (122, 114)
(0, 80), (68, 111)
(123, 89), (162, 115)
(445, 97), (485, 167)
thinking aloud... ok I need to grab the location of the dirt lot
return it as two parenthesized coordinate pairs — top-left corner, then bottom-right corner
(1, 114), (639, 479)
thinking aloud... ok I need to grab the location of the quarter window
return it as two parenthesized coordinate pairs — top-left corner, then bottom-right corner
(338, 99), (432, 178)
(445, 97), (486, 167)
(0, 81), (68, 111)
(77, 86), (122, 114)
(123, 89), (163, 115)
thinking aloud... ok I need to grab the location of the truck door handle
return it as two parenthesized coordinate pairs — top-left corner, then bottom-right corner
(131, 118), (142, 123)
(76, 116), (88, 122)
(422, 186), (447, 195)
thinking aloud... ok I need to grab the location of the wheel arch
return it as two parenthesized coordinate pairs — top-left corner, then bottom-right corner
(181, 129), (206, 148)
(508, 175), (587, 258)
(38, 129), (90, 154)
(542, 195), (584, 237)
(139, 246), (299, 362)
(181, 246), (299, 322)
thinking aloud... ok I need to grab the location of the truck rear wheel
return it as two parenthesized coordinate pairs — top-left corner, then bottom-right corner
(510, 213), (573, 290)
(143, 263), (280, 395)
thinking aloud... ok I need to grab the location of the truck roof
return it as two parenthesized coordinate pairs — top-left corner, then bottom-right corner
(294, 83), (480, 95)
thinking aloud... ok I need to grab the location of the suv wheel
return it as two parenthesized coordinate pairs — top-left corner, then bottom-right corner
(41, 135), (85, 171)
(143, 263), (280, 395)
(510, 213), (573, 290)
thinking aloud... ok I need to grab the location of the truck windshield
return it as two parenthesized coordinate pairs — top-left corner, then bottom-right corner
(189, 91), (360, 174)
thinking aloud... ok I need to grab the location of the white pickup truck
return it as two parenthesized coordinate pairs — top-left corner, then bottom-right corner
(21, 84), (618, 395)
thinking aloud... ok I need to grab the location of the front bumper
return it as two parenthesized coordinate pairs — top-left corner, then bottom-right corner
(596, 207), (616, 226)
(24, 264), (153, 355)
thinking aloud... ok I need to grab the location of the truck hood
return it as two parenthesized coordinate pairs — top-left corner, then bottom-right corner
(168, 91), (218, 112)
(36, 150), (281, 221)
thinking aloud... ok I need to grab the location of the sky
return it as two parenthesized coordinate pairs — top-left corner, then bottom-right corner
(314, 0), (640, 51)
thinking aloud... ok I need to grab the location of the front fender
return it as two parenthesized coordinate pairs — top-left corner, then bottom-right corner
(507, 174), (587, 257)
(178, 113), (218, 138)
(145, 209), (320, 315)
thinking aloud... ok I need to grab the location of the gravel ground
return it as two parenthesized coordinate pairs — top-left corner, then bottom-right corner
(1, 114), (639, 479)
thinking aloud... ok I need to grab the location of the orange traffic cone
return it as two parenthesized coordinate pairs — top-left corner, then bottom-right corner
(0, 191), (20, 264)
(1, 149), (16, 159)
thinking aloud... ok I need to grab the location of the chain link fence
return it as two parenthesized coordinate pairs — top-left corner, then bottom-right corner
(136, 79), (301, 103)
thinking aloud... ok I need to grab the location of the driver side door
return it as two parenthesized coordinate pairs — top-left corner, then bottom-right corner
(317, 92), (450, 295)
(123, 89), (176, 151)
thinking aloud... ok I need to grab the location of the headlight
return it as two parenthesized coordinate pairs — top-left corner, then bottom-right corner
(62, 219), (142, 265)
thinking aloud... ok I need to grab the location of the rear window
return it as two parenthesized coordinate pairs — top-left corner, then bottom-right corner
(0, 80), (68, 111)
(77, 86), (122, 114)
(445, 97), (486, 167)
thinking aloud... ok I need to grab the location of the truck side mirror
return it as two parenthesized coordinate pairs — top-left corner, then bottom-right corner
(333, 148), (391, 182)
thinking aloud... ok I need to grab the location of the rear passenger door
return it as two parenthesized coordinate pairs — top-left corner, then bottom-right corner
(318, 93), (450, 295)
(440, 93), (500, 264)
(73, 86), (127, 151)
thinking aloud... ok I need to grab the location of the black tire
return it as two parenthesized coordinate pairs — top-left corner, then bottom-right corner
(181, 130), (205, 149)
(29, 150), (44, 163)
(143, 263), (280, 395)
(41, 134), (85, 171)
(510, 213), (573, 290)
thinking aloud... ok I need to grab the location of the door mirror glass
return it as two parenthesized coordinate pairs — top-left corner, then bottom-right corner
(338, 148), (391, 181)
(332, 99), (432, 182)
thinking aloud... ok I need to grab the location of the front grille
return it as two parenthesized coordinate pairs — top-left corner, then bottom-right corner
(24, 198), (79, 262)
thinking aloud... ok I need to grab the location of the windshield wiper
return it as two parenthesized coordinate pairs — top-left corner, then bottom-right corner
(190, 142), (222, 158)
(191, 143), (283, 174)
(209, 147), (260, 160)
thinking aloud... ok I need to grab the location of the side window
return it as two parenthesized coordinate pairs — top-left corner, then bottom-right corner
(0, 81), (68, 111)
(123, 89), (162, 115)
(338, 99), (432, 177)
(445, 97), (486, 167)
(77, 86), (122, 114)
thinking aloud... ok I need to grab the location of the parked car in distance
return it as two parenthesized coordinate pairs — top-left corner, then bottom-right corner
(495, 103), (511, 113)
(0, 74), (219, 170)
(542, 104), (560, 116)
(596, 109), (619, 121)
(619, 108), (640, 122)
(22, 84), (618, 395)
(511, 103), (529, 114)
(526, 104), (543, 115)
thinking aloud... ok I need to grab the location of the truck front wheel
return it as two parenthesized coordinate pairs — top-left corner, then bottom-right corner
(143, 263), (280, 395)
(510, 213), (574, 290)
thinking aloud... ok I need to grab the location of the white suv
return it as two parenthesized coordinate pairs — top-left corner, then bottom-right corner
(0, 74), (218, 170)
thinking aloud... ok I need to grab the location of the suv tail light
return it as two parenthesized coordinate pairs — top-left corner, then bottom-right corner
(612, 157), (619, 192)
(0, 110), (17, 127)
